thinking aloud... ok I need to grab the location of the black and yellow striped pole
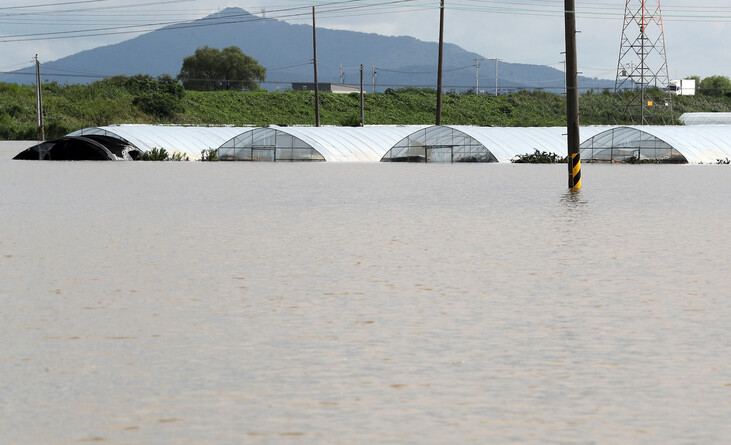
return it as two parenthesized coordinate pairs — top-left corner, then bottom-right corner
(564, 0), (581, 190)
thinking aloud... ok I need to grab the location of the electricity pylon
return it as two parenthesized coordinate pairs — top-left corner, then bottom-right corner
(613, 0), (673, 124)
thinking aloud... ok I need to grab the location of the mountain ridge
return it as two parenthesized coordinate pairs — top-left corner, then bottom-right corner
(1, 7), (613, 92)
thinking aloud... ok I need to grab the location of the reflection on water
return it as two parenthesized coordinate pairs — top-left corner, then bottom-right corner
(1, 162), (729, 444)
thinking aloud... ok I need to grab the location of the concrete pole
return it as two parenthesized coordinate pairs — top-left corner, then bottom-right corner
(312, 7), (320, 127)
(435, 0), (445, 125)
(495, 58), (499, 96)
(475, 58), (479, 94)
(360, 64), (365, 126)
(35, 54), (45, 149)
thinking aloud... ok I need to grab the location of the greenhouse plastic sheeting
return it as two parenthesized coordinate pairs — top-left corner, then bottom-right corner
(439, 126), (613, 163)
(679, 113), (731, 125)
(69, 125), (253, 160)
(580, 125), (731, 163)
(217, 125), (428, 162)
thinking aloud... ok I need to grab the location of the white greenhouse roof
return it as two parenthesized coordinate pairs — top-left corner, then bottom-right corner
(679, 113), (731, 125)
(582, 125), (731, 163)
(69, 125), (252, 160)
(445, 126), (614, 162)
(220, 125), (428, 162)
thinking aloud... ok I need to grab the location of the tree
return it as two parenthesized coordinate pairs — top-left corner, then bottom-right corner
(178, 46), (266, 91)
(686, 75), (701, 94)
(698, 75), (731, 97)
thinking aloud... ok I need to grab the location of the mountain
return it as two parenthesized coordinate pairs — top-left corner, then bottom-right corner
(1, 8), (612, 92)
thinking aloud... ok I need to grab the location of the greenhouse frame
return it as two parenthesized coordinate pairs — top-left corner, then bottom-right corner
(13, 125), (251, 160)
(382, 126), (613, 163)
(217, 125), (613, 163)
(217, 125), (427, 162)
(12, 124), (731, 164)
(580, 125), (731, 163)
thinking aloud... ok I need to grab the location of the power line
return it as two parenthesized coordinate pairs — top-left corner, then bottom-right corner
(0, 0), (112, 10)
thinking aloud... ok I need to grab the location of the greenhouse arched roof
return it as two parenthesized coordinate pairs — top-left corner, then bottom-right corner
(580, 125), (731, 163)
(217, 125), (427, 162)
(679, 113), (731, 125)
(69, 125), (252, 160)
(383, 126), (613, 163)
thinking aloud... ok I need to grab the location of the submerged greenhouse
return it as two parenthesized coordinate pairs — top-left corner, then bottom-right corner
(217, 125), (613, 163)
(217, 125), (427, 162)
(382, 126), (613, 163)
(13, 124), (731, 164)
(679, 113), (731, 125)
(580, 126), (731, 163)
(14, 125), (251, 161)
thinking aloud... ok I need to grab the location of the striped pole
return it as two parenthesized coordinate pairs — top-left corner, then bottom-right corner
(564, 0), (581, 189)
(569, 152), (581, 189)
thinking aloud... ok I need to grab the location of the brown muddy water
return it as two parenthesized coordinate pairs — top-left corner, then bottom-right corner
(1, 158), (729, 443)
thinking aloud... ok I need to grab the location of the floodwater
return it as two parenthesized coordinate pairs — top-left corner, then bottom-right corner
(1, 158), (729, 444)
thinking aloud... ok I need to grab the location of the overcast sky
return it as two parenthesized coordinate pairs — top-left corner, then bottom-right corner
(1, 0), (729, 80)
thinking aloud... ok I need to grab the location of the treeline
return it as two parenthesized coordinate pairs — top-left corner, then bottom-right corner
(2, 75), (731, 140)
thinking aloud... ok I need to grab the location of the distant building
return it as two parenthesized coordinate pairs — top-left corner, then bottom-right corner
(668, 79), (696, 96)
(291, 82), (362, 94)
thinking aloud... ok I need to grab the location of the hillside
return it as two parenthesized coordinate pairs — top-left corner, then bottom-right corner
(2, 79), (730, 140)
(0, 8), (612, 93)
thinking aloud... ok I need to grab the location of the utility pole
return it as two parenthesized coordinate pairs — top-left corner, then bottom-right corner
(435, 0), (445, 125)
(564, 0), (581, 190)
(371, 66), (377, 93)
(360, 64), (365, 126)
(340, 64), (345, 84)
(34, 54), (45, 148)
(312, 7), (320, 127)
(475, 59), (479, 94)
(474, 58), (489, 94)
(494, 58), (500, 96)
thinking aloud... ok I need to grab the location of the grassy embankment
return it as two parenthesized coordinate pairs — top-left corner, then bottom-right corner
(2, 79), (730, 140)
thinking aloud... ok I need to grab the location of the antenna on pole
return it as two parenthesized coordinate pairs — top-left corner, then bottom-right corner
(34, 54), (45, 150)
(613, 0), (673, 124)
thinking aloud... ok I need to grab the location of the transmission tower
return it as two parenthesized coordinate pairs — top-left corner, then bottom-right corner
(613, 0), (673, 124)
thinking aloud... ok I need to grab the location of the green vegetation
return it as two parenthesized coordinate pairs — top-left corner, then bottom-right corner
(2, 76), (731, 140)
(178, 46), (266, 91)
(139, 147), (189, 161)
(200, 148), (218, 161)
(511, 149), (567, 163)
(698, 75), (731, 97)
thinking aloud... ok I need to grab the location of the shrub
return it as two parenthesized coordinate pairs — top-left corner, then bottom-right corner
(200, 148), (218, 161)
(511, 149), (566, 163)
(140, 147), (170, 161)
(339, 112), (362, 127)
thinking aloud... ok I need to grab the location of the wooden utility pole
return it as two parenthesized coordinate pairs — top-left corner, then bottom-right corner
(564, 0), (581, 189)
(435, 0), (445, 125)
(312, 7), (320, 127)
